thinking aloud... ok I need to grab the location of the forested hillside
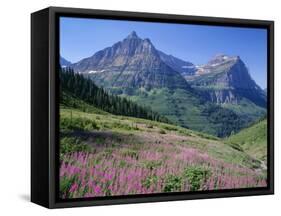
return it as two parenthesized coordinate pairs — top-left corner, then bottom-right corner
(59, 67), (170, 124)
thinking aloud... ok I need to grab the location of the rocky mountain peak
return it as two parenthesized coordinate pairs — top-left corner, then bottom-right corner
(125, 31), (139, 39)
(71, 31), (190, 90)
(143, 38), (151, 43)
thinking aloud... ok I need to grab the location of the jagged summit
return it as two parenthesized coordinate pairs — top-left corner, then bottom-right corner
(126, 31), (139, 39)
(143, 38), (151, 42)
(71, 31), (189, 90)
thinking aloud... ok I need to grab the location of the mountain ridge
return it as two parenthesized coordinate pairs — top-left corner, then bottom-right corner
(157, 50), (196, 76)
(71, 31), (190, 91)
(60, 56), (72, 67)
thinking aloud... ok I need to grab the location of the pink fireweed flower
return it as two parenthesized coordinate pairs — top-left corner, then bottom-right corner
(59, 138), (267, 198)
(94, 185), (102, 194)
(104, 173), (113, 181)
(69, 183), (78, 193)
(87, 180), (94, 190)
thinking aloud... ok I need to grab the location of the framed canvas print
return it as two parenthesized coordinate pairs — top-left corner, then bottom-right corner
(31, 7), (274, 208)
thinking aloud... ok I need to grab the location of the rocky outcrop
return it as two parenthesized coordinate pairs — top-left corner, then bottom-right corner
(208, 90), (238, 104)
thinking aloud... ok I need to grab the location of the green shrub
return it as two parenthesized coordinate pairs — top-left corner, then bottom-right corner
(162, 125), (177, 131)
(143, 160), (162, 170)
(159, 129), (166, 134)
(119, 160), (127, 168)
(228, 142), (244, 152)
(178, 129), (193, 137)
(163, 175), (182, 192)
(183, 166), (211, 191)
(121, 149), (139, 159)
(111, 121), (134, 131)
(60, 115), (98, 131)
(60, 176), (76, 197)
(94, 137), (106, 145)
(60, 137), (91, 155)
(142, 175), (158, 189)
(197, 132), (219, 140)
(102, 148), (114, 157)
(242, 157), (261, 169)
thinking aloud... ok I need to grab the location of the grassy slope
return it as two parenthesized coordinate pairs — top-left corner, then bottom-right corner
(59, 92), (267, 198)
(226, 119), (267, 161)
(60, 92), (263, 170)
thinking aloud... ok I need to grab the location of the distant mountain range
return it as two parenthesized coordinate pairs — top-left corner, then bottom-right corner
(60, 31), (267, 137)
(60, 56), (72, 67)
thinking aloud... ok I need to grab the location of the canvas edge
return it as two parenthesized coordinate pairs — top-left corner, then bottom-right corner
(31, 6), (274, 209)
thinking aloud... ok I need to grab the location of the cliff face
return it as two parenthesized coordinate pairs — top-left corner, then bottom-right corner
(208, 90), (238, 104)
(188, 55), (266, 107)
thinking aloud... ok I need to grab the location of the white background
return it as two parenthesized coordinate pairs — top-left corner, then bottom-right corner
(0, 0), (279, 215)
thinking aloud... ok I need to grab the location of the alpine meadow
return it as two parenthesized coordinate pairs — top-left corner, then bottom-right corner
(59, 18), (268, 199)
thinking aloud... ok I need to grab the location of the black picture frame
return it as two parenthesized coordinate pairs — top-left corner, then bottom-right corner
(31, 6), (274, 209)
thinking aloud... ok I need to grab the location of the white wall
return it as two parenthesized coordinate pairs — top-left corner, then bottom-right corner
(0, 0), (279, 215)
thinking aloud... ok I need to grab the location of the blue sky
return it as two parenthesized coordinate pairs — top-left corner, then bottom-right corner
(60, 17), (267, 88)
